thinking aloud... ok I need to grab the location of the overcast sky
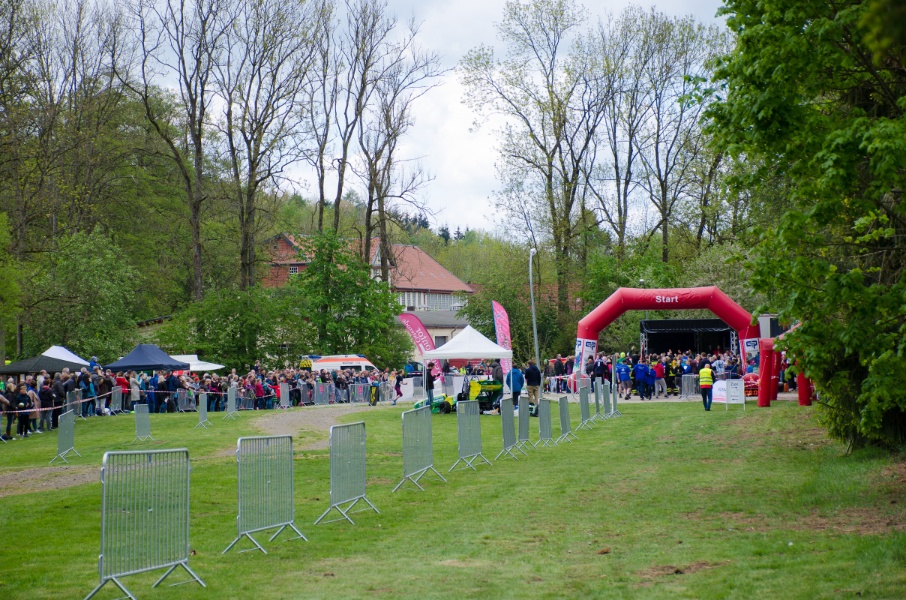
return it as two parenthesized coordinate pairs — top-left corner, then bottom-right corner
(305, 0), (727, 236)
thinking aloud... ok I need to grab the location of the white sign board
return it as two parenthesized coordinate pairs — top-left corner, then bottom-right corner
(726, 379), (746, 410)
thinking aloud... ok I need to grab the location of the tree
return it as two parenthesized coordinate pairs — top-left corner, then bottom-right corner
(711, 0), (906, 449)
(213, 0), (318, 289)
(154, 285), (308, 369)
(21, 230), (137, 361)
(120, 0), (232, 301)
(0, 213), (21, 362)
(292, 229), (411, 368)
(461, 0), (609, 326)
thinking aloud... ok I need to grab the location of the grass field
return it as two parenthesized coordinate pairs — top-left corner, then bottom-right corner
(0, 400), (904, 599)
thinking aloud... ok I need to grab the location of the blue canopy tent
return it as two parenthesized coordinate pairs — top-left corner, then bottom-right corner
(104, 344), (190, 372)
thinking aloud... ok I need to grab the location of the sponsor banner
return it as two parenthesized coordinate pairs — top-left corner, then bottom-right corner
(743, 338), (759, 363)
(399, 313), (436, 355)
(712, 380), (728, 403)
(491, 301), (512, 376)
(574, 338), (597, 376)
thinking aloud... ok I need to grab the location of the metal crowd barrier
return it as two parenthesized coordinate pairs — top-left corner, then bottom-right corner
(67, 389), (86, 420)
(195, 393), (212, 429)
(449, 400), (491, 471)
(393, 406), (446, 492)
(534, 399), (557, 447)
(133, 404), (154, 442)
(611, 383), (622, 417)
(298, 384), (313, 406)
(379, 382), (392, 404)
(83, 448), (205, 600)
(556, 396), (579, 443)
(176, 389), (195, 412)
(279, 383), (291, 409)
(516, 399), (532, 451)
(577, 386), (594, 431)
(50, 409), (80, 464)
(412, 376), (425, 400)
(223, 388), (239, 420)
(592, 383), (604, 421)
(313, 383), (330, 405)
(495, 397), (523, 460)
(315, 422), (380, 525)
(110, 388), (123, 414)
(679, 374), (700, 401)
(602, 384), (613, 418)
(239, 390), (255, 410)
(223, 435), (307, 554)
(351, 384), (368, 404)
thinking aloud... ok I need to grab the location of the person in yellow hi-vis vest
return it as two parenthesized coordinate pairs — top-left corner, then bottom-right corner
(699, 362), (714, 411)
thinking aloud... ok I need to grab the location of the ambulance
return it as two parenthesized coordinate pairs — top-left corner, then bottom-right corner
(301, 354), (377, 372)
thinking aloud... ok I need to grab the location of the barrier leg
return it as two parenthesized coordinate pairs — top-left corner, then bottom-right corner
(84, 577), (136, 600)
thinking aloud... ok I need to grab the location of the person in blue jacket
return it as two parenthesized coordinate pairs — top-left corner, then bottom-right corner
(633, 358), (650, 400)
(644, 361), (657, 400)
(505, 365), (525, 409)
(615, 359), (631, 400)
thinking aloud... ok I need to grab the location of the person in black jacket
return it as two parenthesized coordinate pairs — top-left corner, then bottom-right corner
(15, 384), (33, 438)
(524, 359), (542, 409)
(51, 374), (66, 428)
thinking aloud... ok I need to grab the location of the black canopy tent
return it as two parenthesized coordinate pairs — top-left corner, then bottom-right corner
(640, 319), (733, 355)
(104, 344), (189, 372)
(0, 355), (88, 375)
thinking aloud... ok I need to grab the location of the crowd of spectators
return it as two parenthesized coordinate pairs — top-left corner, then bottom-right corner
(0, 361), (409, 442)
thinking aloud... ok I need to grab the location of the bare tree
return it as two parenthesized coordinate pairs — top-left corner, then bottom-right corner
(460, 0), (609, 319)
(119, 0), (230, 300)
(586, 6), (657, 253)
(353, 20), (443, 278)
(213, 0), (318, 288)
(634, 14), (726, 262)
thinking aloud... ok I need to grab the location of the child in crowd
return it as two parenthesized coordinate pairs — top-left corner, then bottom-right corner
(15, 384), (33, 439)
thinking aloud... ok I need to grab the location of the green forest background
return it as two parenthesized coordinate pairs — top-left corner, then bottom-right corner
(1, 0), (904, 449)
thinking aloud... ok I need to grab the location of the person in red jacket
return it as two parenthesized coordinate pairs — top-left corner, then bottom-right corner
(653, 356), (667, 398)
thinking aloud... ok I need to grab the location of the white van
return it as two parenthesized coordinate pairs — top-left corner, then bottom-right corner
(307, 355), (377, 373)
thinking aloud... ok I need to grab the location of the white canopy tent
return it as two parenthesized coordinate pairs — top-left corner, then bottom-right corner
(170, 354), (226, 372)
(422, 326), (512, 360)
(42, 345), (89, 366)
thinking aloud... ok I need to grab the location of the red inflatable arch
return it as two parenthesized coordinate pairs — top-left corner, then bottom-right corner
(573, 286), (760, 388)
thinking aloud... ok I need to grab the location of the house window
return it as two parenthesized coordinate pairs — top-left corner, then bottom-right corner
(426, 293), (453, 311)
(434, 335), (447, 347)
(289, 266), (298, 275)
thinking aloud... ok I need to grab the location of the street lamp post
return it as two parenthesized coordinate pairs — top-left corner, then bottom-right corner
(529, 248), (541, 370)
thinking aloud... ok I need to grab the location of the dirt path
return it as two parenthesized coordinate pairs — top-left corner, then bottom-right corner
(0, 404), (383, 497)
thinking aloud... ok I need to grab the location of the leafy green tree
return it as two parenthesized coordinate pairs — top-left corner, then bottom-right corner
(21, 230), (137, 362)
(154, 286), (308, 371)
(292, 230), (412, 369)
(711, 0), (906, 449)
(0, 213), (21, 362)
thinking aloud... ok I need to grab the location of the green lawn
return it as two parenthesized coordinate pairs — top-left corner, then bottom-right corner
(0, 401), (904, 599)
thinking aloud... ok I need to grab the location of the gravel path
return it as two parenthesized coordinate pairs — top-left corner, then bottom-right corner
(253, 403), (389, 449)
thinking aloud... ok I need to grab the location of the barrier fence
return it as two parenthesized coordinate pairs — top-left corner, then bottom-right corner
(223, 388), (238, 420)
(393, 406), (446, 492)
(449, 400), (491, 471)
(557, 396), (579, 443)
(593, 383), (607, 422)
(611, 383), (622, 417)
(176, 389), (193, 412)
(107, 388), (122, 414)
(534, 399), (556, 447)
(195, 393), (211, 429)
(351, 384), (368, 404)
(577, 386), (594, 431)
(516, 399), (532, 452)
(313, 383), (330, 405)
(67, 389), (86, 420)
(679, 374), (700, 401)
(315, 422), (380, 525)
(133, 404), (154, 442)
(223, 435), (307, 554)
(379, 382), (392, 404)
(602, 384), (613, 419)
(495, 397), (522, 460)
(83, 449), (205, 600)
(279, 383), (291, 409)
(412, 376), (425, 400)
(50, 409), (80, 464)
